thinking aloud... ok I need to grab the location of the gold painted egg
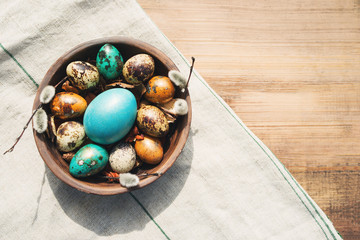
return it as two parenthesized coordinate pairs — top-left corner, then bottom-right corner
(134, 135), (163, 165)
(50, 92), (87, 119)
(144, 76), (175, 104)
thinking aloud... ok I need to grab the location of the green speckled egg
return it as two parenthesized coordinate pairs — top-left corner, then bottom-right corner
(69, 144), (109, 178)
(96, 44), (123, 81)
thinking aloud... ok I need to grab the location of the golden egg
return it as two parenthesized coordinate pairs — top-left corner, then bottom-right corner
(50, 92), (87, 119)
(144, 76), (175, 104)
(134, 135), (163, 165)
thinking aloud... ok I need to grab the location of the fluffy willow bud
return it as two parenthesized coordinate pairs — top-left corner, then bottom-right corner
(158, 98), (188, 116)
(168, 70), (187, 91)
(119, 173), (140, 188)
(33, 108), (48, 133)
(39, 85), (56, 104)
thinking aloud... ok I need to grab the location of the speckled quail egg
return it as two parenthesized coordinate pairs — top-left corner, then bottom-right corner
(109, 142), (136, 173)
(56, 121), (86, 152)
(136, 105), (169, 138)
(66, 61), (100, 90)
(123, 54), (155, 85)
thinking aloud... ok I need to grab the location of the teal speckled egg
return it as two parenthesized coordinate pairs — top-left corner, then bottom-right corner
(96, 44), (123, 81)
(69, 144), (109, 178)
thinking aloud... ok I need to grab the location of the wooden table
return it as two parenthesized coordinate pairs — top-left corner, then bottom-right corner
(138, 0), (360, 238)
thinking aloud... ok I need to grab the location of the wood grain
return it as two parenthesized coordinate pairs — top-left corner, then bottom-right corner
(137, 0), (360, 238)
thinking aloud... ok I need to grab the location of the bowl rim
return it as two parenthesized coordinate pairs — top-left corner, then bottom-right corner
(32, 36), (192, 195)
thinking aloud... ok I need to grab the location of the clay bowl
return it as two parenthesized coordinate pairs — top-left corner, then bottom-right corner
(33, 37), (191, 195)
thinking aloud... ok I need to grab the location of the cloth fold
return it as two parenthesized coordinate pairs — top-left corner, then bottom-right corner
(0, 0), (341, 239)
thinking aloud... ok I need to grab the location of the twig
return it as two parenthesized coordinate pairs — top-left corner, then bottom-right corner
(100, 172), (162, 180)
(105, 81), (135, 90)
(185, 57), (195, 89)
(157, 105), (177, 117)
(138, 172), (162, 177)
(54, 76), (68, 89)
(3, 104), (43, 155)
(4, 77), (68, 155)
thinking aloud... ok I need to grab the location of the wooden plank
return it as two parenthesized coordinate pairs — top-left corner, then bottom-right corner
(137, 0), (360, 238)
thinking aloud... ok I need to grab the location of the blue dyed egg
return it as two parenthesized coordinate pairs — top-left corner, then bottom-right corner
(83, 88), (137, 145)
(69, 144), (109, 178)
(96, 44), (123, 80)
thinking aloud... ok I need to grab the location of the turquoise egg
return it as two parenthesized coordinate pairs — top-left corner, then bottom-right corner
(69, 144), (109, 178)
(96, 44), (123, 80)
(83, 88), (137, 145)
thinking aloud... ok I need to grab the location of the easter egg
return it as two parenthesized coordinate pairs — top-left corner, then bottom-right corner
(144, 76), (175, 104)
(136, 105), (169, 137)
(69, 144), (109, 178)
(96, 44), (123, 81)
(66, 61), (99, 90)
(134, 135), (163, 165)
(50, 92), (87, 119)
(83, 88), (137, 145)
(109, 142), (136, 173)
(56, 121), (86, 152)
(123, 54), (155, 85)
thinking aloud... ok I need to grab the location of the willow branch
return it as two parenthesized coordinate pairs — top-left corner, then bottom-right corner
(185, 57), (195, 89)
(3, 104), (43, 155)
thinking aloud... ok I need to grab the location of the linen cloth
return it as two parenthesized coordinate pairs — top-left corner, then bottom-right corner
(0, 0), (342, 239)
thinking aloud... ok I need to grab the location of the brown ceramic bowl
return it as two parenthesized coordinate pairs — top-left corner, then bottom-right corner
(33, 37), (191, 195)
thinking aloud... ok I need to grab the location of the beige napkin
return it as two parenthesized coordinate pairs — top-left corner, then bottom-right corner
(0, 0), (342, 239)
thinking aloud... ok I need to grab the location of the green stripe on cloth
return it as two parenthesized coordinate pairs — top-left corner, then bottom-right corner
(2, 43), (171, 240)
(136, 5), (339, 239)
(130, 192), (171, 240)
(0, 43), (39, 88)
